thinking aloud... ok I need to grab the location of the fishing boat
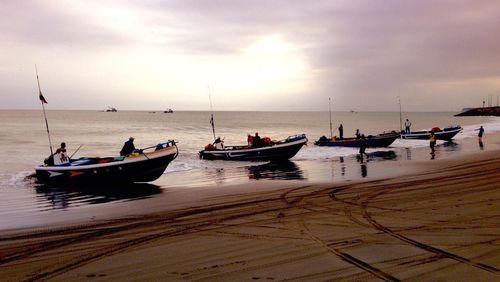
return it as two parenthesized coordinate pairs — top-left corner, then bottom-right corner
(35, 141), (178, 183)
(401, 125), (462, 140)
(315, 131), (400, 147)
(315, 97), (399, 147)
(199, 134), (308, 161)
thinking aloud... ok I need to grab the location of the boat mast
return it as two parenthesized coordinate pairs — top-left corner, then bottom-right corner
(329, 97), (333, 138)
(208, 85), (216, 141)
(398, 96), (403, 135)
(36, 65), (54, 156)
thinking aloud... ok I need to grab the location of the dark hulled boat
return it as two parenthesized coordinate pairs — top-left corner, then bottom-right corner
(35, 141), (178, 183)
(315, 131), (400, 147)
(401, 125), (462, 140)
(199, 134), (307, 161)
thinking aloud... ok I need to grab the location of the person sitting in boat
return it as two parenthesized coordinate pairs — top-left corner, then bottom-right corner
(252, 132), (262, 148)
(355, 129), (361, 139)
(120, 137), (136, 156)
(53, 142), (69, 165)
(213, 136), (224, 149)
(247, 134), (253, 148)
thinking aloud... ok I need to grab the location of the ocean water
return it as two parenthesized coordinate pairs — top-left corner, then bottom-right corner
(0, 110), (499, 229)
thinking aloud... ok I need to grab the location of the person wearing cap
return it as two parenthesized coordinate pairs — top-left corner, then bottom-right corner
(120, 137), (136, 156)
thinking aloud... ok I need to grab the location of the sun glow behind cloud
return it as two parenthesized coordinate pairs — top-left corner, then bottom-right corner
(2, 1), (499, 110)
(39, 2), (311, 109)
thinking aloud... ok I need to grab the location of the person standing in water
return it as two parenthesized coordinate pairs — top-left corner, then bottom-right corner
(429, 132), (437, 154)
(476, 125), (484, 141)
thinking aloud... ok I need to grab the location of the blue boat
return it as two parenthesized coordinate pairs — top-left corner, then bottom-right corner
(401, 125), (462, 140)
(315, 132), (400, 147)
(35, 141), (178, 183)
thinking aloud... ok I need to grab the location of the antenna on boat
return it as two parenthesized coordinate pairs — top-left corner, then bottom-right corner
(208, 85), (216, 141)
(329, 97), (333, 138)
(36, 65), (54, 157)
(398, 96), (403, 137)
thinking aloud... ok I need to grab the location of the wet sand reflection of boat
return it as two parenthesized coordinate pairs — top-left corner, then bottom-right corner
(401, 125), (462, 140)
(315, 132), (399, 148)
(34, 183), (162, 209)
(199, 134), (308, 161)
(247, 161), (304, 180)
(35, 141), (178, 183)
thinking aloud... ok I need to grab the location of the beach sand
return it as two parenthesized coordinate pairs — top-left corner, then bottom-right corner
(1, 136), (500, 281)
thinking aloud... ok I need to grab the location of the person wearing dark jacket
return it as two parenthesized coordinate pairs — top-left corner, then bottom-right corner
(120, 137), (136, 156)
(359, 135), (369, 159)
(252, 132), (262, 148)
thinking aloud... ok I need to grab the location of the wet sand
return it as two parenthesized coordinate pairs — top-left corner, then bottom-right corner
(1, 136), (500, 281)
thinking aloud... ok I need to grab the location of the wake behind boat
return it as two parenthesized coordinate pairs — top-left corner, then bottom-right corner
(199, 134), (308, 161)
(35, 141), (178, 183)
(315, 131), (399, 147)
(401, 125), (462, 140)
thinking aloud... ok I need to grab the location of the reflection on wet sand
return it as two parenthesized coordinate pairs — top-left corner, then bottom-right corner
(360, 163), (367, 177)
(339, 157), (345, 176)
(34, 182), (162, 210)
(368, 150), (397, 160)
(247, 161), (304, 180)
(442, 141), (459, 152)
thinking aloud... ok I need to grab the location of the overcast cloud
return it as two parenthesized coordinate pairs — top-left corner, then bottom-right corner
(1, 0), (499, 111)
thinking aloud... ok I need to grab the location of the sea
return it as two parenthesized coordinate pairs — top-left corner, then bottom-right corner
(1, 110), (499, 229)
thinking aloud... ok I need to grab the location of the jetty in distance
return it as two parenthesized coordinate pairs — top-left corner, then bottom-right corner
(454, 106), (500, 116)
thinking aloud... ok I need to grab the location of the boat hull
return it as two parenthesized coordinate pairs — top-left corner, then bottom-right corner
(35, 145), (178, 183)
(401, 126), (462, 140)
(199, 134), (307, 161)
(315, 132), (399, 147)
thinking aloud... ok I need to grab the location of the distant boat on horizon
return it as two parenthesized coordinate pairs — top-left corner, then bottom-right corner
(164, 108), (174, 113)
(106, 107), (117, 112)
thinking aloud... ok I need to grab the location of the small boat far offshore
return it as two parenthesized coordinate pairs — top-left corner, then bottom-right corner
(315, 131), (400, 147)
(35, 141), (178, 183)
(401, 125), (462, 140)
(199, 134), (308, 161)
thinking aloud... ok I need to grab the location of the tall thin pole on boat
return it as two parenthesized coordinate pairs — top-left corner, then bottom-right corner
(329, 97), (333, 138)
(398, 96), (403, 136)
(208, 85), (216, 141)
(36, 65), (54, 156)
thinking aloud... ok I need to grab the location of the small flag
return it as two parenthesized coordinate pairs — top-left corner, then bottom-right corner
(39, 91), (48, 104)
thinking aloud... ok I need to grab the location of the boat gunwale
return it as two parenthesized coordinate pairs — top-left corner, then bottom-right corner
(200, 136), (307, 155)
(36, 145), (178, 171)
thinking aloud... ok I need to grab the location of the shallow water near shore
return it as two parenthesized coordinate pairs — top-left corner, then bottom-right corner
(0, 110), (499, 230)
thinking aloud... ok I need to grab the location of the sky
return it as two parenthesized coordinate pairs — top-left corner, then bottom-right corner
(1, 0), (499, 111)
